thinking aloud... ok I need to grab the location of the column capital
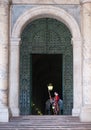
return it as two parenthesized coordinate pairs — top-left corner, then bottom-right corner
(0, 0), (12, 5)
(80, 0), (91, 4)
(72, 37), (82, 42)
(10, 37), (21, 46)
(71, 37), (82, 46)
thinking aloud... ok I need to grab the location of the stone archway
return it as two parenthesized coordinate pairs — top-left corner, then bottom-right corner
(9, 5), (82, 117)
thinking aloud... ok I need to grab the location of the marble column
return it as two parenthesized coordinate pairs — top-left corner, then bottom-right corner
(9, 38), (20, 116)
(80, 0), (91, 122)
(0, 0), (10, 122)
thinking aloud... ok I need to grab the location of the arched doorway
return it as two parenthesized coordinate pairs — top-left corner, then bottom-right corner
(9, 6), (82, 117)
(20, 18), (72, 115)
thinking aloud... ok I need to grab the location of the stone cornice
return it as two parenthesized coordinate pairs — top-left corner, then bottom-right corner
(12, 0), (79, 5)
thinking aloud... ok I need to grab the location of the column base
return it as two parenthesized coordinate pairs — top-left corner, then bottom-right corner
(0, 107), (9, 122)
(72, 108), (80, 116)
(80, 105), (91, 122)
(10, 107), (19, 116)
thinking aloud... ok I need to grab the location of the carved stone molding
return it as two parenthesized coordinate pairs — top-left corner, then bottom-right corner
(81, 0), (91, 4)
(12, 5), (81, 39)
(12, 0), (79, 5)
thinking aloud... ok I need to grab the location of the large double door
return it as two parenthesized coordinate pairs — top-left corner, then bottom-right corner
(19, 18), (73, 115)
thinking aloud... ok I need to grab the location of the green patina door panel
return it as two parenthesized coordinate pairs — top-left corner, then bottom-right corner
(20, 18), (73, 115)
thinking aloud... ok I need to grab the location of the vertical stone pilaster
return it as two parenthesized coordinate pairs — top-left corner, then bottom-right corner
(9, 38), (20, 116)
(80, 0), (91, 122)
(0, 0), (10, 122)
(72, 38), (82, 116)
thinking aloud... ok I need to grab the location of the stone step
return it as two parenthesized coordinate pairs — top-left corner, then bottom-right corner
(0, 116), (91, 130)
